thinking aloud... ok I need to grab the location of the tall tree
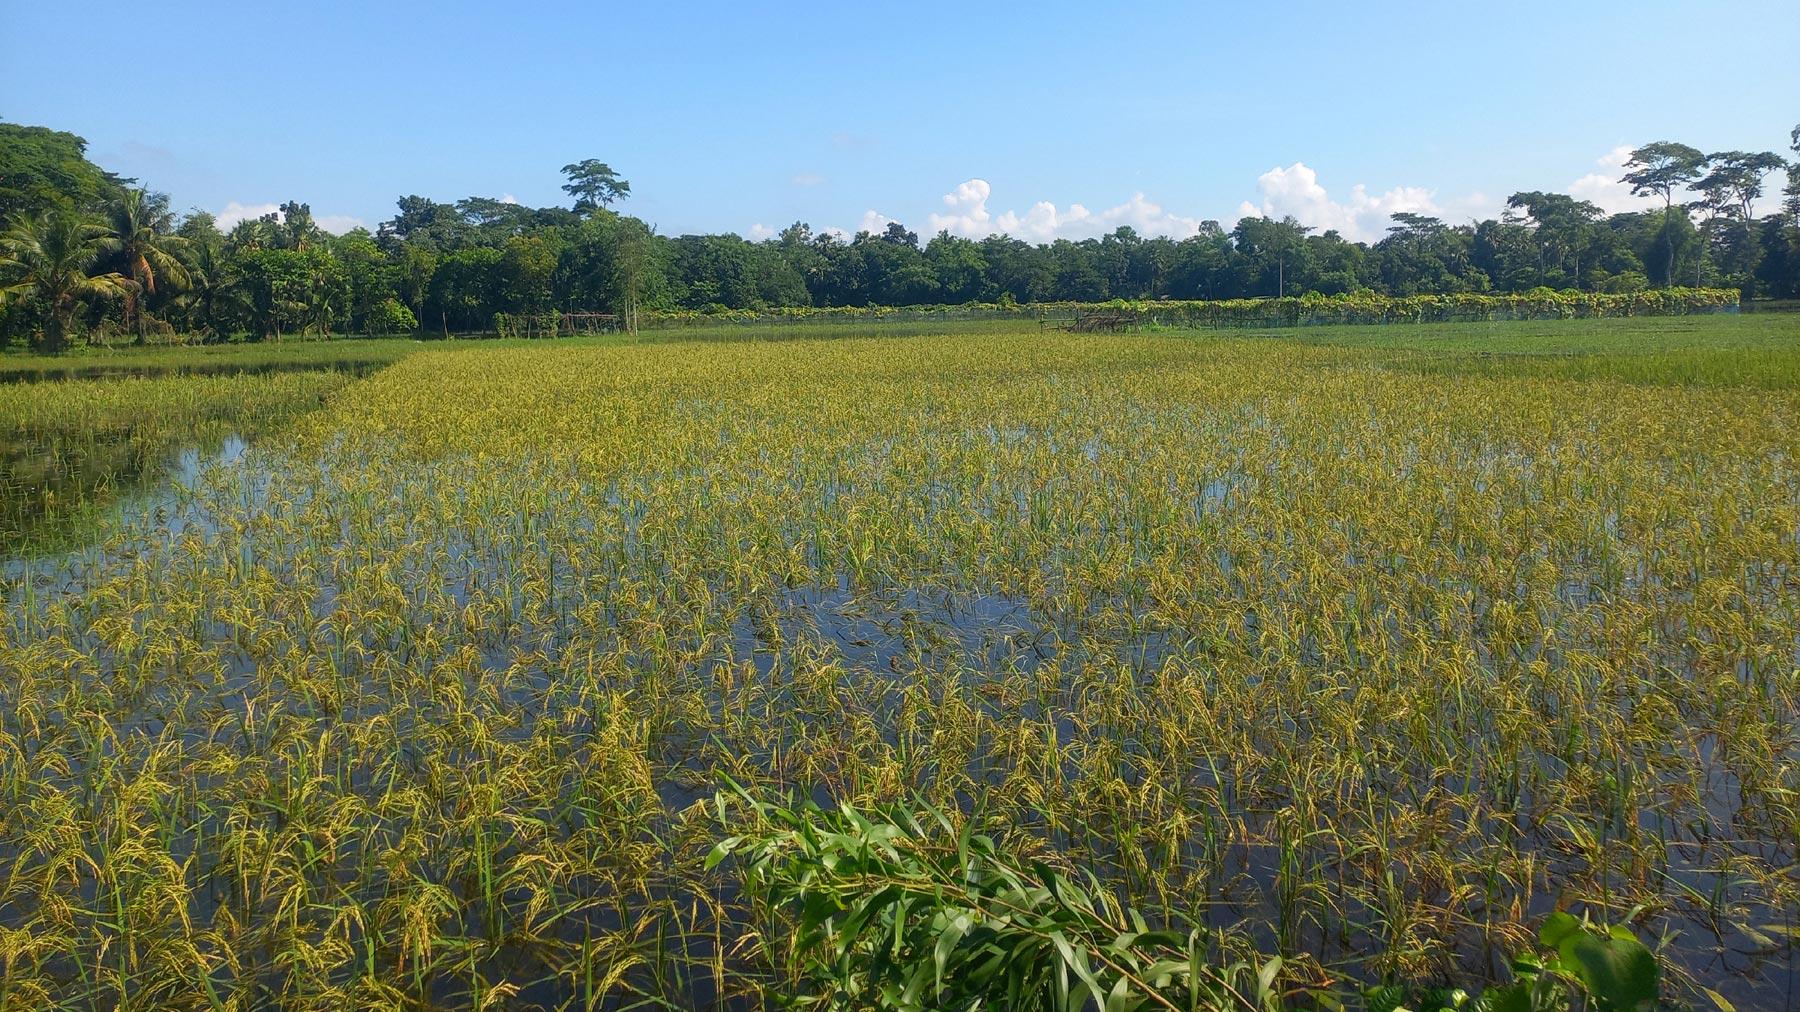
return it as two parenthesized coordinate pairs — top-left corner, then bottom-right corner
(878, 221), (920, 247)
(1504, 192), (1602, 287)
(377, 195), (472, 252)
(560, 160), (630, 213)
(101, 188), (190, 341)
(0, 122), (129, 222)
(274, 200), (321, 250)
(1781, 124), (1800, 219)
(0, 210), (133, 352)
(1621, 142), (1705, 286)
(173, 211), (240, 338)
(1232, 215), (1312, 297)
(1693, 151), (1787, 221)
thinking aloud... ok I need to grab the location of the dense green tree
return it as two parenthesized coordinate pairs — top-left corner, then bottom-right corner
(1695, 150), (1787, 221)
(1622, 142), (1706, 285)
(1047, 239), (1107, 301)
(332, 230), (399, 333)
(1375, 214), (1475, 294)
(553, 212), (668, 325)
(925, 231), (990, 303)
(378, 195), (469, 252)
(1785, 124), (1800, 219)
(272, 200), (321, 251)
(861, 229), (938, 305)
(1304, 230), (1367, 294)
(424, 247), (505, 332)
(501, 231), (562, 313)
(561, 160), (630, 213)
(771, 222), (826, 304)
(0, 122), (127, 222)
(1233, 216), (1312, 297)
(978, 235), (1054, 303)
(10, 118), (1800, 351)
(101, 188), (190, 340)
(240, 247), (347, 338)
(1165, 223), (1238, 300)
(398, 245), (436, 320)
(0, 210), (133, 351)
(1504, 192), (1603, 288)
(877, 221), (919, 247)
(173, 212), (240, 338)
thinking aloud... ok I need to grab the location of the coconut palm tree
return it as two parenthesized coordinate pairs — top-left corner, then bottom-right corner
(102, 188), (189, 341)
(0, 210), (133, 352)
(173, 236), (246, 339)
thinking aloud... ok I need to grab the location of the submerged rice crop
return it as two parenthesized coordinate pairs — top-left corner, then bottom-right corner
(1, 331), (1796, 1008)
(0, 368), (364, 551)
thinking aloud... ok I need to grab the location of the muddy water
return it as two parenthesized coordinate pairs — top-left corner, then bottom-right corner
(3, 441), (1797, 1010)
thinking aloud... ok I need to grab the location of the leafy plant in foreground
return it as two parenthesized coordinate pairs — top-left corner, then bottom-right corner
(1368, 912), (1658, 1012)
(708, 783), (1289, 1011)
(711, 788), (1664, 1012)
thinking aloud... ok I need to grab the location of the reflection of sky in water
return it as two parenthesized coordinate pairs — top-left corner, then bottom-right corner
(3, 426), (1796, 1009)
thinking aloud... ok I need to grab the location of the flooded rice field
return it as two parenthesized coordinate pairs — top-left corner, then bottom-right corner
(1, 333), (1796, 1008)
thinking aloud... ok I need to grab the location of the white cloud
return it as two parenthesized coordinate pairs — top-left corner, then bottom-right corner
(315, 215), (367, 235)
(858, 209), (897, 235)
(868, 178), (1206, 243)
(831, 151), (1660, 248)
(500, 193), (519, 205)
(746, 223), (776, 240)
(923, 179), (997, 236)
(1567, 145), (1659, 215)
(215, 201), (282, 230)
(1237, 163), (1456, 242)
(215, 201), (364, 235)
(791, 173), (826, 187)
(866, 173), (1461, 245)
(1440, 191), (1500, 224)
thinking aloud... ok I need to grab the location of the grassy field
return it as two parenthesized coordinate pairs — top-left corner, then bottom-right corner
(0, 336), (419, 383)
(1272, 313), (1800, 388)
(0, 317), (1797, 1008)
(0, 370), (366, 549)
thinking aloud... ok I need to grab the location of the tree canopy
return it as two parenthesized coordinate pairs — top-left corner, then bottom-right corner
(4, 120), (1800, 351)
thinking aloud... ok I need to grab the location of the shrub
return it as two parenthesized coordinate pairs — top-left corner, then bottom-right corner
(634, 289), (1740, 330)
(367, 298), (418, 335)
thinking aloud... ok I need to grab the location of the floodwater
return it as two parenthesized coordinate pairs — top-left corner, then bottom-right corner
(2, 439), (1796, 1010)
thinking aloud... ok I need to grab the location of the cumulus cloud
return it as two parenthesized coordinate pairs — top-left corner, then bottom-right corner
(858, 209), (897, 235)
(1235, 163), (1454, 242)
(831, 153), (1653, 247)
(1567, 145), (1659, 215)
(746, 223), (776, 240)
(214, 201), (364, 235)
(862, 179), (1206, 244)
(862, 173), (1467, 245)
(500, 193), (519, 205)
(791, 173), (826, 187)
(315, 215), (367, 235)
(215, 201), (282, 229)
(924, 179), (999, 236)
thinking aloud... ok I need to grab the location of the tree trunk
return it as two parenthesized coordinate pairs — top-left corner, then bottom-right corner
(42, 305), (69, 354)
(1665, 222), (1676, 288)
(127, 290), (145, 346)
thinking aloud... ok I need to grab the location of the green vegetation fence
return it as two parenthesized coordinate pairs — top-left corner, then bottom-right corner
(632, 287), (1740, 331)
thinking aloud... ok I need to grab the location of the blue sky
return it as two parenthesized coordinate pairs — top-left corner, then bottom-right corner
(3, 0), (1795, 243)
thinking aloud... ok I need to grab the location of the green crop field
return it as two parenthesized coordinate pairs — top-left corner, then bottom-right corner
(1, 316), (1797, 1009)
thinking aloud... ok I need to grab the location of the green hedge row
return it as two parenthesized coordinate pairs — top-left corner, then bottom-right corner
(1073, 287), (1741, 327)
(636, 288), (1741, 329)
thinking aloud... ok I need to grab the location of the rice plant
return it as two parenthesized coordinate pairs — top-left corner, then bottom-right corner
(0, 326), (1795, 1008)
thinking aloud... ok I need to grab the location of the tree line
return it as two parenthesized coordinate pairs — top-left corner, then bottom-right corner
(3, 120), (1799, 351)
